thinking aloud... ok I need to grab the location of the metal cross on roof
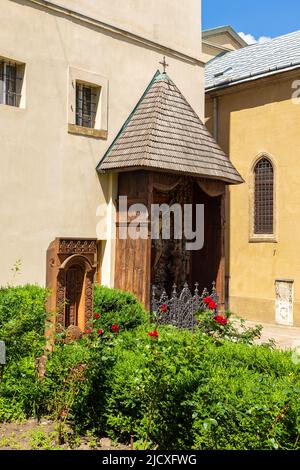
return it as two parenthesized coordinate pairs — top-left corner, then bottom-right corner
(159, 56), (169, 73)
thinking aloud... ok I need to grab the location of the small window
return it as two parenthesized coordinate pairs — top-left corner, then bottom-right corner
(0, 59), (24, 107)
(76, 82), (99, 128)
(254, 158), (274, 234)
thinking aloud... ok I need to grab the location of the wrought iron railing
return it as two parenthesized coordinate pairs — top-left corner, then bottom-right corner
(151, 282), (218, 330)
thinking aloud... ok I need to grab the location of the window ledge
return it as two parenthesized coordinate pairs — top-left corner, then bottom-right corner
(249, 234), (277, 243)
(0, 103), (25, 111)
(68, 124), (108, 139)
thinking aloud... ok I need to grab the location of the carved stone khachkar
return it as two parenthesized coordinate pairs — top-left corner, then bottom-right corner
(46, 238), (97, 332)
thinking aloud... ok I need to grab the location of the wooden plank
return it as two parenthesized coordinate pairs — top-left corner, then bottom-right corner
(115, 171), (151, 309)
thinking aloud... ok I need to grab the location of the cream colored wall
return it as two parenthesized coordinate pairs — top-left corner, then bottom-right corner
(53, 0), (202, 60)
(0, 0), (203, 287)
(202, 43), (225, 63)
(205, 32), (243, 51)
(206, 74), (300, 326)
(202, 32), (244, 63)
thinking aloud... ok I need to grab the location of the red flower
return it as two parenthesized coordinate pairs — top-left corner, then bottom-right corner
(215, 315), (223, 324)
(204, 296), (212, 304)
(111, 324), (120, 332)
(160, 304), (168, 313)
(215, 315), (228, 326)
(97, 329), (104, 335)
(208, 300), (217, 310)
(84, 328), (92, 334)
(60, 409), (67, 417)
(148, 330), (159, 338)
(94, 313), (101, 319)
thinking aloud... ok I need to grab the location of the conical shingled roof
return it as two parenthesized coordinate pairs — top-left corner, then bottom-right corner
(97, 71), (243, 184)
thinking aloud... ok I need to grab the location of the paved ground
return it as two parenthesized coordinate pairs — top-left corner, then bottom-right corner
(244, 320), (300, 350)
(0, 419), (131, 450)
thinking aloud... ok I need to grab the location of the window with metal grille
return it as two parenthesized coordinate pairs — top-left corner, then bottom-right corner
(254, 158), (274, 234)
(0, 60), (23, 107)
(76, 82), (99, 128)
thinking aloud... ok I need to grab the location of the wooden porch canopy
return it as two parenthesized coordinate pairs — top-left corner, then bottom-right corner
(97, 70), (242, 184)
(97, 70), (243, 309)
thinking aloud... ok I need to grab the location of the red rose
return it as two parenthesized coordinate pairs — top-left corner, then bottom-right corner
(160, 304), (168, 313)
(215, 315), (223, 324)
(204, 296), (212, 304)
(111, 324), (120, 332)
(97, 329), (104, 335)
(148, 330), (159, 338)
(208, 300), (217, 310)
(215, 315), (228, 326)
(84, 328), (92, 334)
(94, 313), (101, 319)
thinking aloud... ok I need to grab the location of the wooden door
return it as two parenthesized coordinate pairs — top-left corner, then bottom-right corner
(115, 171), (151, 308)
(65, 265), (84, 327)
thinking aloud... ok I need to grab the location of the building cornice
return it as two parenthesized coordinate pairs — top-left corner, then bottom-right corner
(203, 26), (248, 48)
(202, 40), (232, 52)
(205, 66), (300, 97)
(18, 0), (203, 66)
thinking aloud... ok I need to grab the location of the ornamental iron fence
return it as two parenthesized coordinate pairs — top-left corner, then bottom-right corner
(151, 282), (219, 330)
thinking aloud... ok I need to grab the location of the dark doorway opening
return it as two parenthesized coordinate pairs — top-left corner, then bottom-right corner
(191, 183), (221, 294)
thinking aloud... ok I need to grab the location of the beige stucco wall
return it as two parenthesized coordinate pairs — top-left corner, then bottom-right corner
(53, 0), (202, 60)
(205, 72), (300, 326)
(202, 43), (224, 63)
(204, 32), (243, 51)
(0, 0), (203, 288)
(202, 31), (244, 63)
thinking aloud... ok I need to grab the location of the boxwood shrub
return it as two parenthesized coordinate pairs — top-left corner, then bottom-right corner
(93, 284), (148, 331)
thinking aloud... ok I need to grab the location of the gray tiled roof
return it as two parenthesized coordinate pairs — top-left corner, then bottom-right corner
(97, 71), (243, 184)
(205, 30), (300, 90)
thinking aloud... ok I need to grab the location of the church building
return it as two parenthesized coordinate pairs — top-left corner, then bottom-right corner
(205, 30), (300, 327)
(0, 1), (242, 329)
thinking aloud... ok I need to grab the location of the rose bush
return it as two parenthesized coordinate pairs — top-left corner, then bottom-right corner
(1, 285), (299, 451)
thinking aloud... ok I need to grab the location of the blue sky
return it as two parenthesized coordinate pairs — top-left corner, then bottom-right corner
(203, 0), (300, 43)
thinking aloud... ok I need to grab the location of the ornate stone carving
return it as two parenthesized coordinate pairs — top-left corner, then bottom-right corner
(151, 179), (192, 295)
(275, 280), (294, 326)
(85, 270), (94, 326)
(56, 270), (66, 326)
(65, 325), (83, 343)
(47, 238), (97, 333)
(59, 239), (97, 254)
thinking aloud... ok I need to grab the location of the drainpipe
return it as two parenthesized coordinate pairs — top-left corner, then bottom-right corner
(213, 96), (219, 141)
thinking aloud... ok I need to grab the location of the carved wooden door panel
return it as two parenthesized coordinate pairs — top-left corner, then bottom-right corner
(65, 265), (84, 327)
(115, 171), (151, 308)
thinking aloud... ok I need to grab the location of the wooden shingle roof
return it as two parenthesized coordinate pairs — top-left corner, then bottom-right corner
(97, 71), (243, 184)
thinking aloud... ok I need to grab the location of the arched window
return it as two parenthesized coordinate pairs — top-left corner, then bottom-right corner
(254, 158), (274, 234)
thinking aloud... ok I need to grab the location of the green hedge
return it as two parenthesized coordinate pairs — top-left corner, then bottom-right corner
(83, 326), (300, 450)
(0, 285), (49, 421)
(93, 284), (148, 331)
(0, 284), (299, 450)
(0, 284), (48, 358)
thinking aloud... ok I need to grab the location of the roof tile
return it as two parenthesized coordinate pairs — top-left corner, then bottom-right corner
(205, 30), (300, 90)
